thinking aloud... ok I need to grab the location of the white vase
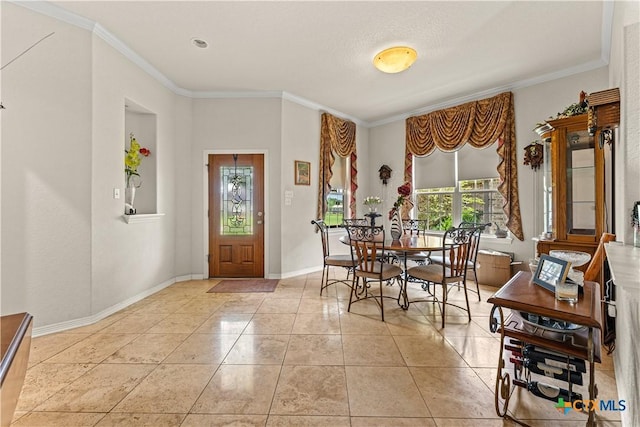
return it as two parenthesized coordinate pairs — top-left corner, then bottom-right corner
(390, 208), (402, 240)
(125, 183), (137, 215)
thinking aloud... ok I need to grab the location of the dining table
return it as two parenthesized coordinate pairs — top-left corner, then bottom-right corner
(340, 233), (446, 309)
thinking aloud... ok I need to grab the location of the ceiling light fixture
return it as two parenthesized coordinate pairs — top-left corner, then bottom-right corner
(191, 38), (208, 49)
(373, 46), (417, 73)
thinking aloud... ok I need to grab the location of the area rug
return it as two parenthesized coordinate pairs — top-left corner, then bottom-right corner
(207, 279), (279, 293)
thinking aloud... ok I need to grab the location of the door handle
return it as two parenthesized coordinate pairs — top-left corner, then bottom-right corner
(257, 211), (263, 225)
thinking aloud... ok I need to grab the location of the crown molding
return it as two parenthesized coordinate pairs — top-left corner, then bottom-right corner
(281, 92), (367, 127)
(11, 0), (614, 129)
(369, 58), (608, 128)
(191, 90), (282, 99)
(92, 23), (193, 97)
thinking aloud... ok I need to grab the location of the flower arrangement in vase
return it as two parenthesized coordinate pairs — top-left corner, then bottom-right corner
(124, 133), (151, 214)
(389, 182), (411, 240)
(364, 196), (382, 213)
(389, 182), (411, 220)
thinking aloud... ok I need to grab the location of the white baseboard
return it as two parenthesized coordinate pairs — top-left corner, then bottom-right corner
(278, 265), (323, 279)
(31, 268), (322, 337)
(32, 277), (177, 337)
(175, 274), (204, 282)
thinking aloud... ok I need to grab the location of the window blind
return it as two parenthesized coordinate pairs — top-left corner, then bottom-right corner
(458, 142), (498, 181)
(414, 149), (455, 189)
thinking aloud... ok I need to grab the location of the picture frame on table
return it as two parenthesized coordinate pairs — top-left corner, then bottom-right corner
(294, 160), (310, 185)
(532, 254), (572, 293)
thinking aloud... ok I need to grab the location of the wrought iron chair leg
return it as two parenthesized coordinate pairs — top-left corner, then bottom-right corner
(379, 280), (385, 322)
(320, 265), (327, 295)
(348, 276), (358, 312)
(441, 283), (447, 329)
(463, 281), (472, 322)
(473, 268), (481, 301)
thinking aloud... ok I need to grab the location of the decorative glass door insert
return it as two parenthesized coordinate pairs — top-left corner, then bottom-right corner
(565, 130), (596, 235)
(220, 158), (254, 235)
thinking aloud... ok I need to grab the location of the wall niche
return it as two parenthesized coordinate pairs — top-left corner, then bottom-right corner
(124, 99), (157, 215)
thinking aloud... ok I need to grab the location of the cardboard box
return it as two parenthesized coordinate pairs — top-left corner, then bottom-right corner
(476, 250), (513, 287)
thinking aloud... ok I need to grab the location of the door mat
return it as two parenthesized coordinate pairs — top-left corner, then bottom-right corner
(207, 279), (279, 293)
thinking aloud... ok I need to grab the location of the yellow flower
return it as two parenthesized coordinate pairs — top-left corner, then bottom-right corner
(125, 134), (150, 186)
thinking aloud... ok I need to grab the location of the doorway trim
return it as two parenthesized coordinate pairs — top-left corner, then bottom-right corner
(203, 149), (270, 278)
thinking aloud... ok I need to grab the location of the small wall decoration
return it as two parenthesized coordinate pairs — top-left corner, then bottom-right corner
(294, 160), (311, 185)
(378, 164), (392, 185)
(524, 142), (543, 171)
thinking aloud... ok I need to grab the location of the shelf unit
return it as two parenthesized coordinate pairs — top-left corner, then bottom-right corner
(536, 114), (606, 276)
(488, 271), (603, 426)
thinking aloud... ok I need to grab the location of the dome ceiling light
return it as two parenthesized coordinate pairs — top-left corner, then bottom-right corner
(373, 46), (417, 74)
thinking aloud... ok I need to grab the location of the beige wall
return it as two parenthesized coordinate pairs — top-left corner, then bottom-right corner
(2, 3), (93, 326)
(190, 97), (283, 277)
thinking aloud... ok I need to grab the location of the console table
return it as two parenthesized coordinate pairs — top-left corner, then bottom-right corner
(487, 271), (602, 426)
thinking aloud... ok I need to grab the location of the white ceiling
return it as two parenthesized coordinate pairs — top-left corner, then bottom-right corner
(49, 1), (608, 125)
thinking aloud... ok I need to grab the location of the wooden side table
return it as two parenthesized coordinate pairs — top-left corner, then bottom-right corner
(487, 271), (602, 426)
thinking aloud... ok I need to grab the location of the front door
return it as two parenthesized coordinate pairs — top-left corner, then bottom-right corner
(208, 154), (264, 277)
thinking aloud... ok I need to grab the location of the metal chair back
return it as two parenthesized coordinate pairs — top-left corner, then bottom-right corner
(311, 219), (330, 259)
(402, 219), (428, 236)
(343, 218), (370, 227)
(439, 226), (478, 282)
(345, 225), (385, 275)
(458, 222), (491, 269)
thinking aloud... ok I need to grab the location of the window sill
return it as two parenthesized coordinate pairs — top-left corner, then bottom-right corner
(122, 213), (165, 224)
(483, 235), (513, 245)
(426, 231), (513, 244)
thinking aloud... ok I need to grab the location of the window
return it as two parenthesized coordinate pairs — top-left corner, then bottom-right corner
(413, 146), (507, 234)
(323, 155), (348, 227)
(415, 187), (454, 231)
(460, 178), (505, 230)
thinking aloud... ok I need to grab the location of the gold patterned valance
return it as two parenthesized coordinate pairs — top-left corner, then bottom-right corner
(317, 113), (358, 221)
(405, 92), (524, 240)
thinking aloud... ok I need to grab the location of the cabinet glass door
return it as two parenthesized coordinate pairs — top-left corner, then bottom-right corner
(565, 129), (596, 236)
(542, 138), (553, 234)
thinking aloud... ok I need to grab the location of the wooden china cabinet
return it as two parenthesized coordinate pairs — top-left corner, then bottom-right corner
(536, 114), (606, 273)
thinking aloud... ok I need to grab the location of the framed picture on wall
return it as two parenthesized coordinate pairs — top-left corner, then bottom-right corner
(294, 160), (311, 185)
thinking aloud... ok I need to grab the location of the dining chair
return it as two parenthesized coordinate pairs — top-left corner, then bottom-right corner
(406, 226), (476, 328)
(400, 219), (432, 265)
(344, 218), (387, 261)
(429, 222), (489, 301)
(342, 218), (370, 227)
(345, 224), (403, 321)
(584, 232), (616, 282)
(311, 219), (358, 296)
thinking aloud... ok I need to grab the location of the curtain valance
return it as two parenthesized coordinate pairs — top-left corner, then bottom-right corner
(317, 113), (358, 221)
(404, 92), (523, 240)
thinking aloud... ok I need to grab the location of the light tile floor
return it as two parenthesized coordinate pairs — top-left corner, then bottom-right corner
(12, 272), (621, 426)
